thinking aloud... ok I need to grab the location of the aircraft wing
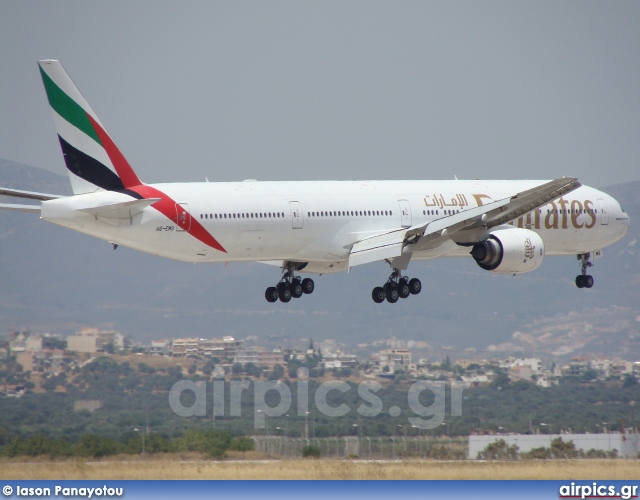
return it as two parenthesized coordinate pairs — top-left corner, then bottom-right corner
(349, 197), (511, 268)
(0, 187), (62, 201)
(0, 203), (42, 213)
(481, 177), (581, 229)
(348, 177), (582, 269)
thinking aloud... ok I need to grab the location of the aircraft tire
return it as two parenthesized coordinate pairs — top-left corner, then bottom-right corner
(398, 282), (410, 299)
(372, 286), (385, 303)
(384, 284), (399, 303)
(278, 285), (292, 303)
(575, 275), (585, 288)
(265, 287), (279, 303)
(409, 278), (422, 295)
(585, 275), (594, 288)
(291, 282), (303, 298)
(301, 278), (315, 294)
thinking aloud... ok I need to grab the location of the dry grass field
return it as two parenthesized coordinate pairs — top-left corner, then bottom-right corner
(1, 456), (639, 480)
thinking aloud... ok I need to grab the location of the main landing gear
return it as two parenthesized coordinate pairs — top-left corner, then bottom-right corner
(265, 263), (315, 303)
(575, 253), (594, 289)
(371, 268), (421, 304)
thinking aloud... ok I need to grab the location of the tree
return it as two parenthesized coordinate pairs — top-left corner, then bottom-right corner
(230, 436), (254, 452)
(269, 365), (285, 380)
(232, 363), (244, 376)
(477, 439), (519, 460)
(623, 374), (638, 388)
(302, 445), (321, 458)
(550, 437), (578, 459)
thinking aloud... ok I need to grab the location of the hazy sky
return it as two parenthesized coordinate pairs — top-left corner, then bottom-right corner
(2, 1), (640, 188)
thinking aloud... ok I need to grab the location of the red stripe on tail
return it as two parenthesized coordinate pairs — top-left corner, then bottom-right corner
(87, 113), (142, 188)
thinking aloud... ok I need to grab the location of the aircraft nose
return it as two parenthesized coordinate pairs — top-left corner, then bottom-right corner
(619, 202), (630, 237)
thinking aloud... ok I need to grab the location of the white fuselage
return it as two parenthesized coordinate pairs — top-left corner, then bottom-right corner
(40, 179), (630, 274)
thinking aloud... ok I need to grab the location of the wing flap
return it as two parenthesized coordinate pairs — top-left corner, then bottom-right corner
(349, 229), (407, 267)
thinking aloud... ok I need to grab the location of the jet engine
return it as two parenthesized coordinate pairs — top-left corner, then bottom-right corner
(470, 227), (544, 274)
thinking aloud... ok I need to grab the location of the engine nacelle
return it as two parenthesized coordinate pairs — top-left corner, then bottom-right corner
(470, 227), (544, 274)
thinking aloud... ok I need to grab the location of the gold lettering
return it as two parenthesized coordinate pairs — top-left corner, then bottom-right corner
(472, 194), (492, 207)
(545, 201), (559, 229)
(517, 216), (524, 228)
(524, 212), (534, 229)
(558, 197), (569, 229)
(534, 208), (541, 229)
(570, 200), (583, 229)
(584, 200), (596, 228)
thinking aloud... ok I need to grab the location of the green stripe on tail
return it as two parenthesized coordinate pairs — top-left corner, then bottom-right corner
(39, 66), (101, 144)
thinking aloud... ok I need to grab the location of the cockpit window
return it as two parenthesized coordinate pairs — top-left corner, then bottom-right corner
(621, 206), (626, 213)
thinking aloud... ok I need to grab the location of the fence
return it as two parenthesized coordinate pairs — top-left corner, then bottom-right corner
(252, 436), (468, 459)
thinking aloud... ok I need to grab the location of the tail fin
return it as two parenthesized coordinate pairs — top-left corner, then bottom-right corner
(38, 60), (142, 195)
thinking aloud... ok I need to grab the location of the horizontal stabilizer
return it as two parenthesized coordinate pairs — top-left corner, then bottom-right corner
(78, 198), (160, 224)
(0, 203), (41, 213)
(0, 187), (61, 201)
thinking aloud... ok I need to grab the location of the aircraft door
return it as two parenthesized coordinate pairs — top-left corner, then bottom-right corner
(596, 198), (609, 225)
(290, 201), (304, 229)
(398, 199), (412, 228)
(175, 203), (191, 231)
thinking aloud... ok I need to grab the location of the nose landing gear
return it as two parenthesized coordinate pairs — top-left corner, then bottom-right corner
(371, 268), (421, 304)
(575, 253), (594, 289)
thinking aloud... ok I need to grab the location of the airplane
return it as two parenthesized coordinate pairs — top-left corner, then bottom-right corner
(0, 60), (631, 304)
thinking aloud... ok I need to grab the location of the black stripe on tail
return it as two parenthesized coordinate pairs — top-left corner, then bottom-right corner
(59, 135), (125, 191)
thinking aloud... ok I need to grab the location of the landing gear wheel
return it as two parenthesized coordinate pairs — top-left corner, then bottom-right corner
(408, 278), (422, 295)
(291, 282), (303, 298)
(372, 286), (386, 303)
(384, 283), (399, 303)
(265, 287), (279, 303)
(585, 275), (594, 288)
(278, 287), (291, 302)
(278, 283), (291, 302)
(301, 278), (315, 294)
(397, 282), (410, 299)
(576, 253), (595, 290)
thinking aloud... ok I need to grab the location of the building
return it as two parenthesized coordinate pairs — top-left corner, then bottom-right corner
(509, 365), (533, 382)
(171, 336), (245, 360)
(150, 340), (170, 356)
(372, 348), (412, 373)
(171, 338), (199, 357)
(8, 330), (42, 354)
(234, 349), (258, 365)
(255, 349), (285, 368)
(66, 328), (124, 353)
